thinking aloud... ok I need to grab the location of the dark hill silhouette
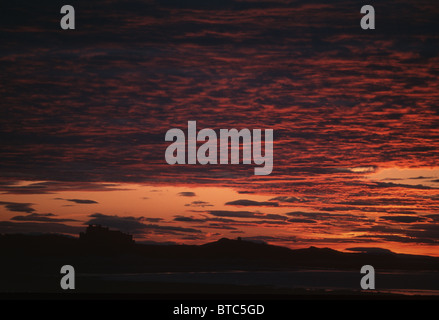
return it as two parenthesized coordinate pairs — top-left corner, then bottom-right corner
(1, 233), (438, 272)
(1, 233), (439, 295)
(200, 237), (293, 258)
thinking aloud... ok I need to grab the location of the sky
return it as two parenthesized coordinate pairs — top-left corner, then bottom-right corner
(1, 0), (438, 256)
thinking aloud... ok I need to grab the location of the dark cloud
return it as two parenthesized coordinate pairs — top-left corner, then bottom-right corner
(425, 214), (439, 221)
(143, 224), (203, 235)
(319, 207), (354, 212)
(354, 223), (439, 244)
(370, 181), (437, 190)
(408, 176), (433, 180)
(180, 235), (206, 241)
(205, 217), (237, 223)
(225, 199), (279, 207)
(194, 223), (238, 230)
(55, 198), (98, 204)
(86, 213), (202, 234)
(384, 209), (420, 215)
(0, 201), (35, 213)
(345, 247), (395, 254)
(143, 217), (164, 223)
(285, 211), (369, 222)
(0, 182), (125, 195)
(207, 210), (261, 218)
(406, 224), (439, 241)
(337, 197), (419, 206)
(11, 213), (77, 222)
(207, 210), (287, 221)
(244, 220), (289, 225)
(174, 214), (288, 226)
(173, 215), (206, 223)
(356, 234), (436, 244)
(66, 199), (98, 204)
(287, 218), (317, 224)
(379, 215), (426, 223)
(242, 236), (298, 244)
(184, 201), (213, 207)
(136, 240), (179, 246)
(1, 0), (438, 190)
(86, 213), (146, 233)
(262, 214), (289, 221)
(1, 0), (439, 252)
(0, 221), (83, 235)
(178, 192), (196, 197)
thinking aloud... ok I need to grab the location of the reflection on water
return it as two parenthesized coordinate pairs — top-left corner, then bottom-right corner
(83, 269), (439, 296)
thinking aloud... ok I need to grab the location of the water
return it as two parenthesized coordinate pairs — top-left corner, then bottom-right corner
(85, 269), (439, 296)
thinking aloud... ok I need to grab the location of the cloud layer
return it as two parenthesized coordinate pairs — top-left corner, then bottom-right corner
(0, 0), (438, 254)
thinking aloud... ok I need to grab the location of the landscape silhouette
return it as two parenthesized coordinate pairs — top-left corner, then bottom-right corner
(1, 226), (438, 298)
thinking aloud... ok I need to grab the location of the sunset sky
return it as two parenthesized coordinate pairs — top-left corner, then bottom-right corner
(1, 0), (438, 257)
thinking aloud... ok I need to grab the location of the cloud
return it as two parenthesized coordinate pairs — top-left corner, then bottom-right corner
(206, 210), (288, 221)
(194, 223), (238, 230)
(225, 199), (279, 207)
(86, 213), (146, 233)
(269, 196), (310, 203)
(345, 247), (394, 254)
(86, 213), (202, 234)
(0, 201), (35, 213)
(406, 224), (439, 241)
(262, 214), (289, 221)
(354, 223), (439, 244)
(178, 192), (197, 197)
(0, 221), (84, 235)
(408, 176), (433, 180)
(180, 234), (206, 241)
(337, 198), (418, 206)
(55, 198), (98, 204)
(379, 215), (426, 223)
(174, 215), (206, 223)
(425, 214), (439, 222)
(173, 214), (288, 226)
(1, 0), (439, 252)
(184, 200), (213, 207)
(242, 235), (298, 244)
(287, 218), (317, 224)
(65, 199), (98, 204)
(370, 181), (437, 190)
(205, 217), (237, 223)
(285, 211), (368, 222)
(0, 181), (125, 195)
(135, 240), (180, 245)
(11, 213), (77, 222)
(143, 217), (164, 223)
(207, 210), (260, 218)
(143, 224), (203, 235)
(243, 220), (289, 225)
(356, 234), (436, 244)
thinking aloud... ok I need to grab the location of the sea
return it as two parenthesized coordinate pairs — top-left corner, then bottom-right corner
(85, 269), (439, 296)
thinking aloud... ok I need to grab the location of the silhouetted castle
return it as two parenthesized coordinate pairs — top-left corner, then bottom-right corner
(79, 224), (134, 246)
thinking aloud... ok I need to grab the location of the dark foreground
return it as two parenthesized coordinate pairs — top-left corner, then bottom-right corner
(1, 234), (438, 299)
